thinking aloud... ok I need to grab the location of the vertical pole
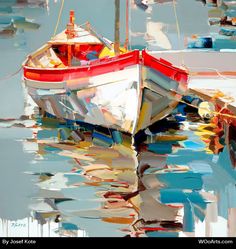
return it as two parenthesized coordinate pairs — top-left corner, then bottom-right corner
(68, 44), (72, 66)
(66, 10), (75, 67)
(70, 10), (75, 24)
(124, 0), (129, 50)
(114, 0), (120, 55)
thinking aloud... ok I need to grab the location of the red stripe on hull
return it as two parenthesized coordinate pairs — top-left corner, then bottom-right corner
(24, 50), (140, 82)
(23, 50), (189, 86)
(142, 50), (188, 84)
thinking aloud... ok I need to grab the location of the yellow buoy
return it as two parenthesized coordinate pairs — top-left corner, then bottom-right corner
(198, 101), (215, 120)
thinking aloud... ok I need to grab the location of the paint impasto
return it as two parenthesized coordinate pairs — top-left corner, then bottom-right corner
(0, 0), (236, 238)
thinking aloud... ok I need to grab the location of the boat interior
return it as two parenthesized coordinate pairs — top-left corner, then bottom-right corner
(25, 41), (127, 69)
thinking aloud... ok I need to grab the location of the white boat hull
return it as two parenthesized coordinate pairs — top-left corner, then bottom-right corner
(26, 65), (142, 134)
(24, 63), (183, 135)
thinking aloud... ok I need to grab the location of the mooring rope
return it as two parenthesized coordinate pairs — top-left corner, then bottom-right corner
(172, 0), (185, 66)
(188, 66), (235, 80)
(53, 0), (64, 37)
(178, 99), (236, 120)
(0, 66), (22, 82)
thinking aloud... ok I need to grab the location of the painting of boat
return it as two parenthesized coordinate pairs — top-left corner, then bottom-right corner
(22, 10), (188, 135)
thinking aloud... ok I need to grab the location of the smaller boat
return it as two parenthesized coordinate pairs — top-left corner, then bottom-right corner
(187, 36), (213, 49)
(219, 27), (236, 36)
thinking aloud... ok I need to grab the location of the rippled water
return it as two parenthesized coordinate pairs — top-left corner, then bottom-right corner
(0, 111), (235, 237)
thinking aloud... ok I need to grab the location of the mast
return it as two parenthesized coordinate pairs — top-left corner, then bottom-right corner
(114, 0), (120, 55)
(124, 0), (129, 50)
(65, 10), (76, 67)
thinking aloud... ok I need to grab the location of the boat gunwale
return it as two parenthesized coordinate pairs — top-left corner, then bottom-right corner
(23, 49), (188, 78)
(23, 49), (140, 71)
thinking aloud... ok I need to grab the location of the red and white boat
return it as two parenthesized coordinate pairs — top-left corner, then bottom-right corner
(22, 11), (188, 135)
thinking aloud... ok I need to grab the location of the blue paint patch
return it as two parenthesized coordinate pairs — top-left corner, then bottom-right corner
(61, 222), (78, 230)
(64, 173), (85, 185)
(0, 15), (25, 24)
(174, 114), (186, 122)
(148, 142), (173, 154)
(192, 203), (206, 222)
(156, 172), (203, 190)
(183, 201), (195, 232)
(176, 103), (187, 116)
(219, 28), (236, 37)
(43, 146), (61, 152)
(167, 150), (212, 165)
(58, 128), (71, 140)
(160, 189), (208, 207)
(37, 129), (58, 139)
(112, 130), (123, 144)
(188, 161), (213, 175)
(187, 37), (213, 49)
(225, 9), (236, 18)
(181, 141), (205, 151)
(92, 131), (113, 146)
(146, 231), (179, 237)
(214, 38), (236, 50)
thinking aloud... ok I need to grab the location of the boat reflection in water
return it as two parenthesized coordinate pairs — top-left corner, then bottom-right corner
(31, 110), (236, 237)
(1, 95), (236, 237)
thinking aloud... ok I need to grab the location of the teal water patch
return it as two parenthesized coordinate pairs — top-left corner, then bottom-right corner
(112, 130), (123, 144)
(43, 145), (61, 152)
(146, 231), (179, 237)
(192, 203), (206, 222)
(180, 140), (205, 151)
(188, 161), (213, 174)
(156, 172), (203, 190)
(92, 132), (113, 147)
(160, 189), (208, 222)
(37, 129), (58, 139)
(167, 150), (212, 165)
(30, 158), (75, 173)
(225, 9), (236, 18)
(160, 189), (208, 208)
(216, 147), (236, 180)
(0, 15), (25, 24)
(183, 201), (195, 232)
(61, 222), (79, 230)
(214, 38), (236, 50)
(202, 148), (236, 219)
(148, 142), (173, 154)
(64, 173), (85, 186)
